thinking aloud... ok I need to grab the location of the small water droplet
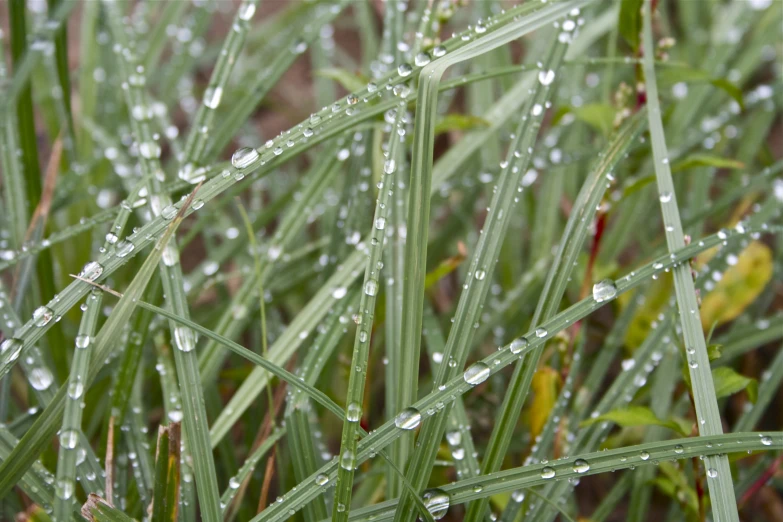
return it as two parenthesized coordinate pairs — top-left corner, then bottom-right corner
(538, 69), (555, 86)
(315, 473), (329, 486)
(592, 279), (617, 302)
(59, 429), (79, 449)
(760, 435), (772, 446)
(395, 407), (422, 430)
(397, 63), (412, 77)
(509, 337), (529, 354)
(364, 280), (378, 296)
(535, 327), (548, 338)
(674, 444), (684, 454)
(474, 269), (486, 280)
(340, 449), (355, 470)
(640, 451), (650, 460)
(541, 466), (556, 479)
(33, 306), (54, 327)
(115, 240), (135, 258)
(572, 458), (590, 473)
(422, 488), (450, 520)
(174, 326), (197, 352)
(707, 468), (718, 478)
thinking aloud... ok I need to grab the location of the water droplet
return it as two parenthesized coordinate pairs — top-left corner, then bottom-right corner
(760, 435), (772, 446)
(395, 407), (422, 430)
(231, 147), (259, 169)
(33, 306), (54, 327)
(541, 466), (556, 479)
(340, 449), (355, 470)
(422, 488), (450, 520)
(375, 217), (386, 230)
(707, 468), (718, 478)
(397, 63), (412, 77)
(531, 103), (543, 116)
(229, 477), (240, 489)
(68, 380), (84, 399)
(640, 451), (650, 460)
(572, 458), (590, 473)
(79, 261), (104, 281)
(174, 326), (196, 352)
(659, 191), (673, 203)
(1, 338), (23, 361)
(332, 287), (347, 299)
(30, 367), (53, 390)
(56, 478), (74, 500)
(364, 280), (378, 296)
(535, 327), (547, 338)
(414, 52), (431, 66)
(346, 402), (362, 422)
(115, 240), (135, 258)
(463, 362), (490, 386)
(161, 205), (178, 219)
(509, 337), (529, 354)
(674, 444), (684, 454)
(474, 269), (486, 280)
(203, 86), (223, 109)
(315, 473), (329, 486)
(75, 335), (90, 349)
(59, 429), (79, 449)
(238, 2), (256, 21)
(538, 69), (555, 86)
(592, 279), (617, 302)
(432, 46), (447, 58)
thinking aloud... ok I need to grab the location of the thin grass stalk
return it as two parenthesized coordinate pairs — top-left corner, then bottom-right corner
(343, 433), (782, 522)
(394, 7), (591, 517)
(178, 0), (258, 182)
(642, 2), (738, 520)
(332, 107), (406, 520)
(243, 224), (768, 521)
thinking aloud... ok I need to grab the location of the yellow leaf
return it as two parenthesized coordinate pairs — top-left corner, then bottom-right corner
(530, 367), (561, 440)
(622, 272), (672, 350)
(700, 241), (772, 329)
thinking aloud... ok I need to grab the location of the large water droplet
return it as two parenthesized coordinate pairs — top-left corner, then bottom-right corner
(422, 488), (450, 520)
(56, 478), (74, 500)
(541, 466), (556, 479)
(538, 69), (555, 86)
(509, 337), (529, 354)
(59, 429), (79, 449)
(463, 362), (490, 386)
(346, 402), (362, 422)
(364, 280), (378, 296)
(395, 407), (422, 430)
(30, 367), (53, 390)
(315, 473), (329, 486)
(340, 449), (355, 470)
(229, 477), (240, 489)
(174, 326), (197, 352)
(760, 435), (772, 446)
(33, 306), (54, 327)
(0, 338), (23, 361)
(231, 147), (259, 169)
(203, 86), (223, 109)
(707, 468), (718, 478)
(115, 240), (135, 258)
(572, 458), (590, 473)
(535, 327), (548, 338)
(397, 63), (412, 77)
(68, 380), (84, 399)
(79, 261), (104, 281)
(414, 52), (431, 66)
(674, 444), (684, 454)
(592, 279), (617, 302)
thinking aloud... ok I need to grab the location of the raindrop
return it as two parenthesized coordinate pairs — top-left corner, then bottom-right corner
(375, 217), (386, 230)
(422, 488), (450, 520)
(231, 147), (259, 169)
(474, 269), (486, 280)
(535, 327), (547, 338)
(397, 63), (412, 77)
(509, 337), (529, 354)
(414, 52), (431, 66)
(364, 280), (378, 296)
(463, 362), (490, 386)
(30, 367), (53, 390)
(229, 477), (240, 489)
(59, 429), (79, 449)
(707, 468), (718, 478)
(340, 449), (355, 470)
(75, 335), (90, 349)
(659, 191), (673, 203)
(395, 407), (422, 430)
(640, 451), (650, 460)
(79, 261), (104, 281)
(315, 473), (329, 486)
(538, 69), (555, 86)
(56, 478), (74, 500)
(541, 466), (556, 479)
(238, 2), (256, 21)
(572, 459), (590, 473)
(203, 86), (223, 109)
(68, 380), (84, 399)
(346, 402), (362, 422)
(760, 436), (772, 446)
(332, 287), (347, 299)
(33, 306), (54, 327)
(162, 205), (178, 219)
(674, 445), (684, 454)
(115, 240), (135, 258)
(174, 326), (196, 352)
(1, 338), (23, 361)
(432, 46), (447, 58)
(592, 279), (617, 302)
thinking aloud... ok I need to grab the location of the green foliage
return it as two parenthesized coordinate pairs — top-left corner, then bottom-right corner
(0, 1), (779, 522)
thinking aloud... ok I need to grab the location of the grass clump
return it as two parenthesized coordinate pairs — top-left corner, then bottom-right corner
(0, 1), (781, 521)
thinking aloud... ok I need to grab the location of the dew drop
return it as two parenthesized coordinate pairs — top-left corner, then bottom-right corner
(79, 261), (104, 281)
(707, 468), (718, 478)
(115, 240), (135, 258)
(364, 280), (378, 296)
(572, 458), (590, 473)
(592, 279), (617, 302)
(174, 326), (197, 352)
(535, 327), (548, 338)
(231, 147), (259, 169)
(395, 407), (422, 430)
(422, 488), (450, 520)
(340, 449), (355, 470)
(640, 451), (650, 460)
(538, 69), (555, 86)
(760, 436), (772, 446)
(509, 337), (529, 355)
(463, 362), (490, 386)
(541, 466), (556, 479)
(346, 402), (362, 422)
(59, 429), (79, 449)
(315, 473), (329, 486)
(33, 306), (54, 327)
(397, 63), (412, 77)
(30, 367), (53, 390)
(674, 444), (684, 454)
(474, 269), (486, 280)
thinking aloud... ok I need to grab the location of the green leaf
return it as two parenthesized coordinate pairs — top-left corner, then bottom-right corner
(672, 154), (745, 173)
(581, 406), (689, 436)
(618, 0), (643, 51)
(570, 103), (617, 135)
(712, 367), (758, 403)
(314, 68), (370, 94)
(433, 113), (490, 137)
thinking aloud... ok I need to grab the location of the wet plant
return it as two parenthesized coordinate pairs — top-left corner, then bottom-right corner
(0, 0), (781, 521)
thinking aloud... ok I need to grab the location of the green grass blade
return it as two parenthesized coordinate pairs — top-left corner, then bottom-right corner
(642, 1), (738, 519)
